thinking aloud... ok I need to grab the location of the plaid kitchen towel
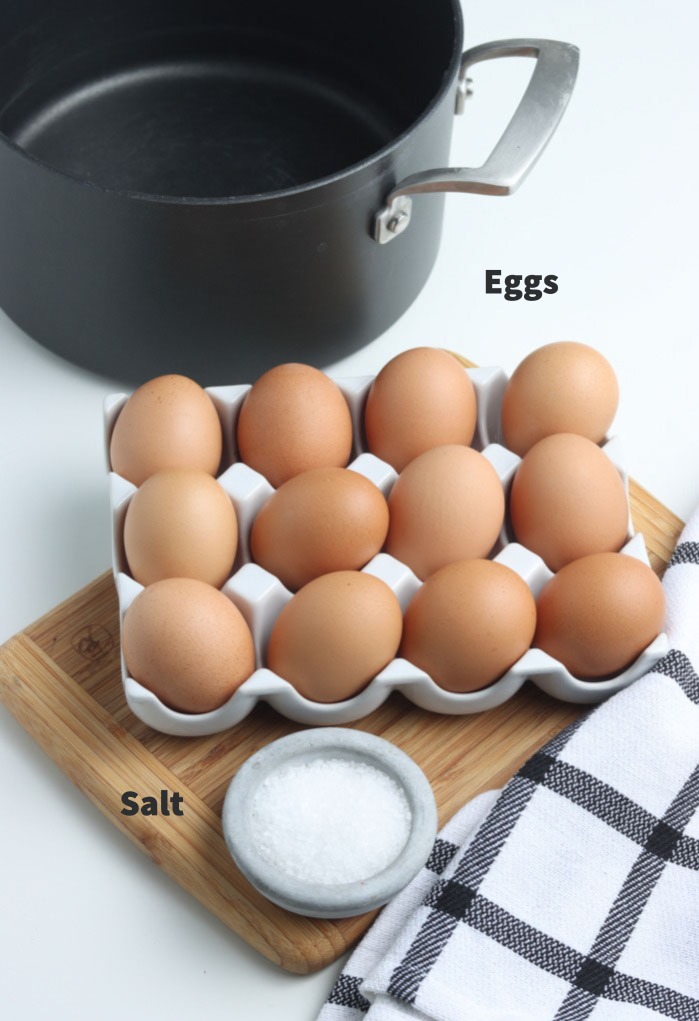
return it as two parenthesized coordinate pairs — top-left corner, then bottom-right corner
(319, 513), (699, 1021)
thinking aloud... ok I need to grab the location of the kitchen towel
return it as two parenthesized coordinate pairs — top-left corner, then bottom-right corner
(318, 512), (699, 1021)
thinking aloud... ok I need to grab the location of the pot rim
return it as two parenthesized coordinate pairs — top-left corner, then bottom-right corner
(0, 1), (464, 207)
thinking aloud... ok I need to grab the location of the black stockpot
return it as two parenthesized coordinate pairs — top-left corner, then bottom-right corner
(0, 1), (578, 384)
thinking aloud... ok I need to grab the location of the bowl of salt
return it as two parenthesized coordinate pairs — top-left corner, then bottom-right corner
(221, 728), (438, 918)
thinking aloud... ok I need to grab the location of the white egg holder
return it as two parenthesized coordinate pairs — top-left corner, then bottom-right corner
(105, 365), (668, 737)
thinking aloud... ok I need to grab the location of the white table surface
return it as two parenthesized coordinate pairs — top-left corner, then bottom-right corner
(1, 2), (697, 1019)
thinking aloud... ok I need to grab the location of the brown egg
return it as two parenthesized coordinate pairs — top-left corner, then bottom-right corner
(502, 341), (619, 456)
(122, 579), (256, 713)
(401, 560), (536, 692)
(534, 553), (665, 678)
(509, 434), (629, 572)
(364, 347), (477, 471)
(250, 467), (389, 590)
(110, 374), (222, 486)
(385, 445), (505, 580)
(267, 571), (402, 702)
(236, 363), (353, 487)
(123, 468), (238, 588)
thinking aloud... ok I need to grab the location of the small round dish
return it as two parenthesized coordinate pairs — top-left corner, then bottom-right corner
(221, 728), (438, 918)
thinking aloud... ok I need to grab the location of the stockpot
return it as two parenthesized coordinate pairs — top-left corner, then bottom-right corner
(0, 2), (578, 383)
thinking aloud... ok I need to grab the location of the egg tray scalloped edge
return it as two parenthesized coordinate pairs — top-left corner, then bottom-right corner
(104, 364), (668, 737)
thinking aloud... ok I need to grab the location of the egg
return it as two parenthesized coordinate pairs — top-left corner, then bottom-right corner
(250, 467), (389, 590)
(236, 363), (353, 487)
(123, 468), (238, 588)
(364, 347), (477, 471)
(267, 571), (402, 702)
(401, 560), (536, 692)
(534, 553), (665, 678)
(501, 341), (619, 456)
(121, 578), (256, 713)
(509, 434), (629, 572)
(385, 445), (505, 580)
(110, 374), (222, 486)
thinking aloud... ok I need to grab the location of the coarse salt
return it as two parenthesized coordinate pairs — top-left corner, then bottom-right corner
(250, 757), (412, 885)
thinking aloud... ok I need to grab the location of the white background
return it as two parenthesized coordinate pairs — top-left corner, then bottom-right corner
(1, 2), (698, 1019)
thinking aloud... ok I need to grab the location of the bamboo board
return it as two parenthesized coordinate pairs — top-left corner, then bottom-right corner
(0, 362), (684, 974)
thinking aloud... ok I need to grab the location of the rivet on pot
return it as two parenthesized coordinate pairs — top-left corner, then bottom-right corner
(373, 196), (413, 244)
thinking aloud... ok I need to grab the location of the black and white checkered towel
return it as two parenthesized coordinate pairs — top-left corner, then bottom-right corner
(319, 514), (699, 1021)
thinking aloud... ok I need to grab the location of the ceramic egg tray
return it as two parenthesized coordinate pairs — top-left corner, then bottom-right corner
(104, 367), (668, 737)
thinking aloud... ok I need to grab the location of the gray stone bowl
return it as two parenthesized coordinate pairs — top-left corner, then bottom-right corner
(221, 728), (438, 918)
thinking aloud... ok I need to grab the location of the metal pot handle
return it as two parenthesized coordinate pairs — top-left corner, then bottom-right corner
(373, 39), (579, 243)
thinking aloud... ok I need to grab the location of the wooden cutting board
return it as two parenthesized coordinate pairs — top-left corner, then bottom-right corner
(0, 360), (684, 975)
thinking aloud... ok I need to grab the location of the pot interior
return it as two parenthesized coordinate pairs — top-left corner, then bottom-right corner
(0, 1), (459, 198)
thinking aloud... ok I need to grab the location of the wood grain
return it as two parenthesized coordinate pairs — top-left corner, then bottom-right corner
(0, 357), (685, 973)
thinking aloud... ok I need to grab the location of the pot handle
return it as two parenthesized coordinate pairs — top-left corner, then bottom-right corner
(373, 38), (579, 243)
